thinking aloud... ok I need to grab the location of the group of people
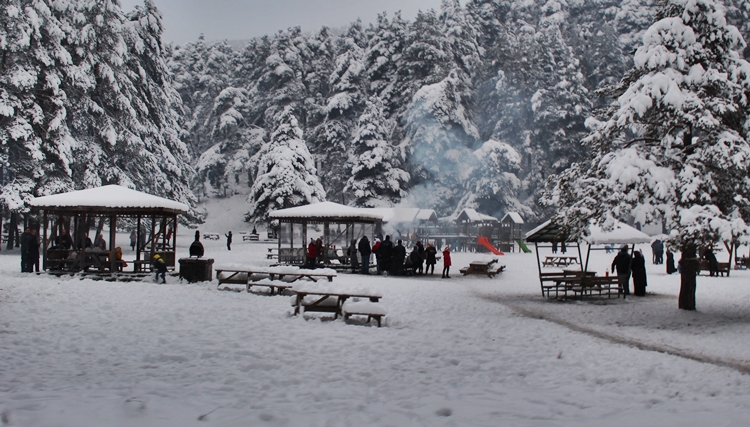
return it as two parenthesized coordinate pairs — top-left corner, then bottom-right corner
(347, 235), (452, 278)
(611, 246), (649, 296)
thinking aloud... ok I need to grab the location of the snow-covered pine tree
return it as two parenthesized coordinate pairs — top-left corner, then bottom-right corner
(309, 21), (368, 202)
(344, 98), (409, 207)
(542, 0), (750, 310)
(0, 0), (76, 211)
(460, 139), (532, 218)
(247, 106), (325, 222)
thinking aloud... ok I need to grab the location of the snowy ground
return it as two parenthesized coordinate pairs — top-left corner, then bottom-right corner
(3, 211), (750, 426)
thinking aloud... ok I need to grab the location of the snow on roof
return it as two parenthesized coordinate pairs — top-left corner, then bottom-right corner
(415, 209), (437, 222)
(502, 212), (524, 224)
(30, 185), (189, 213)
(457, 209), (498, 223)
(584, 222), (652, 245)
(269, 202), (383, 221)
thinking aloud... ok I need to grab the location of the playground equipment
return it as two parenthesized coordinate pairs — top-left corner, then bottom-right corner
(477, 236), (504, 255)
(516, 239), (532, 253)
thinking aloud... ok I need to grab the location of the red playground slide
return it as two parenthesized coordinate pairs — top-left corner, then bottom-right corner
(477, 236), (504, 255)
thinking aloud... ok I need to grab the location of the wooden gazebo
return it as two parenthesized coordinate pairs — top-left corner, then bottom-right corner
(29, 185), (189, 273)
(269, 202), (383, 265)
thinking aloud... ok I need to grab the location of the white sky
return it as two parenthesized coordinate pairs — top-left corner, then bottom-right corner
(120, 0), (449, 45)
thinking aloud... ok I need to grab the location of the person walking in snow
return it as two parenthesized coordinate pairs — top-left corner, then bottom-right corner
(666, 250), (678, 274)
(358, 235), (371, 274)
(415, 241), (425, 274)
(29, 229), (40, 273)
(20, 227), (33, 272)
(225, 231), (233, 251)
(425, 243), (437, 275)
(442, 246), (452, 278)
(152, 254), (167, 284)
(611, 246), (632, 295)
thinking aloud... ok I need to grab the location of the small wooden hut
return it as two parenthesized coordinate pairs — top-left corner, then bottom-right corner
(30, 185), (189, 273)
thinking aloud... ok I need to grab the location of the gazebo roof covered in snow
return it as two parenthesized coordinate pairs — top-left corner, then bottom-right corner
(269, 202), (383, 223)
(30, 185), (189, 215)
(526, 219), (651, 244)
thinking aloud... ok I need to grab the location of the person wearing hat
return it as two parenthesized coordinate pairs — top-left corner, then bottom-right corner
(152, 254), (167, 283)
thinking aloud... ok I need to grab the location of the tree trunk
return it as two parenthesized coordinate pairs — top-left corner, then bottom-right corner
(678, 244), (699, 310)
(6, 212), (17, 250)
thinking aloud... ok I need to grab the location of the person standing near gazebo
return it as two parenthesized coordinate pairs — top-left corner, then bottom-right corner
(358, 235), (371, 275)
(225, 231), (232, 251)
(611, 246), (632, 295)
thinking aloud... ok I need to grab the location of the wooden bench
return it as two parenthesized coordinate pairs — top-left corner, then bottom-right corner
(202, 233), (220, 240)
(342, 299), (387, 327)
(243, 234), (260, 241)
(459, 259), (505, 277)
(700, 260), (731, 276)
(539, 272), (621, 300)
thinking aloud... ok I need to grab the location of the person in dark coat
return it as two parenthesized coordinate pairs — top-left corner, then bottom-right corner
(55, 229), (73, 250)
(702, 248), (718, 276)
(651, 239), (664, 264)
(415, 241), (425, 274)
(611, 246), (632, 295)
(189, 231), (204, 258)
(358, 236), (371, 274)
(425, 243), (437, 275)
(442, 246), (452, 278)
(560, 241), (567, 254)
(130, 230), (137, 251)
(348, 239), (359, 273)
(225, 231), (233, 251)
(631, 250), (648, 296)
(551, 241), (558, 254)
(77, 233), (92, 251)
(29, 229), (40, 273)
(666, 250), (678, 274)
(20, 227), (33, 272)
(379, 235), (394, 275)
(392, 239), (406, 276)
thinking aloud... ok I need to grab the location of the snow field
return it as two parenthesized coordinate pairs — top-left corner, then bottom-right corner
(2, 235), (750, 426)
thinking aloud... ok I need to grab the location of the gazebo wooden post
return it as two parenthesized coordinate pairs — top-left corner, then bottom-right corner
(172, 214), (177, 254)
(150, 214), (156, 260)
(42, 211), (48, 271)
(109, 215), (117, 272)
(534, 242), (544, 296)
(323, 222), (330, 263)
(136, 215), (142, 263)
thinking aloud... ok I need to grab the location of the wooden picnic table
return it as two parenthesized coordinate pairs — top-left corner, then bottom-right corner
(542, 256), (580, 267)
(292, 288), (382, 319)
(202, 233), (220, 240)
(459, 259), (506, 278)
(539, 271), (621, 300)
(216, 267), (336, 295)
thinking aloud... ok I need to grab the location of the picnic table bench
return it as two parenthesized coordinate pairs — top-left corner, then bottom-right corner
(539, 271), (621, 300)
(202, 233), (220, 240)
(700, 260), (731, 276)
(459, 259), (506, 278)
(243, 234), (260, 241)
(216, 267), (336, 295)
(542, 256), (580, 267)
(292, 287), (383, 322)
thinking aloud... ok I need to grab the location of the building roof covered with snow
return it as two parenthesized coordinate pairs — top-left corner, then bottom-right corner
(501, 212), (524, 224)
(30, 185), (189, 214)
(455, 208), (498, 224)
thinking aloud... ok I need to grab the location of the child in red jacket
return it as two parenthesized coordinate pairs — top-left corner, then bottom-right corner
(442, 246), (452, 278)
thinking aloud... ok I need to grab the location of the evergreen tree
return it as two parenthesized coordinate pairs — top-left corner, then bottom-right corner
(247, 107), (325, 221)
(344, 98), (409, 207)
(543, 0), (750, 310)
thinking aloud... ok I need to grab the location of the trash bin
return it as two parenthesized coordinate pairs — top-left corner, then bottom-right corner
(179, 257), (214, 282)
